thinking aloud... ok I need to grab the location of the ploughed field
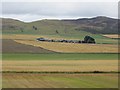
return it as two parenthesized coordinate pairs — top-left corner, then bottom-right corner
(2, 39), (55, 53)
(2, 34), (119, 88)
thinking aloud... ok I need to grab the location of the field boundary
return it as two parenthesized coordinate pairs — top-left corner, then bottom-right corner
(2, 71), (119, 74)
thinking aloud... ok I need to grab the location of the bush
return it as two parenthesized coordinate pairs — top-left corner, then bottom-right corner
(84, 36), (96, 43)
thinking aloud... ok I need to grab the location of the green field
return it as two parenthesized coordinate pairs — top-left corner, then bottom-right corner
(2, 53), (118, 60)
(2, 73), (118, 88)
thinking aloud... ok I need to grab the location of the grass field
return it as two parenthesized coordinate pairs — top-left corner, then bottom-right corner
(2, 73), (118, 88)
(2, 53), (118, 60)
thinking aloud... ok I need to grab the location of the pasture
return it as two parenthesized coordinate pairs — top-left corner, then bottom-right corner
(2, 73), (118, 88)
(2, 53), (118, 60)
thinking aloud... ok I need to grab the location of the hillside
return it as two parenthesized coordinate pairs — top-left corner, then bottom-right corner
(2, 16), (118, 34)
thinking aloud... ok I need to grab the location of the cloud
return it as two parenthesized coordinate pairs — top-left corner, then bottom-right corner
(2, 2), (118, 22)
(2, 0), (119, 2)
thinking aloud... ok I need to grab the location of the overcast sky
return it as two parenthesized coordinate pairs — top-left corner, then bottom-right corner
(1, 1), (118, 22)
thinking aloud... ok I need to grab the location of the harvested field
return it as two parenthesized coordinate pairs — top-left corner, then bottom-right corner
(3, 60), (118, 72)
(2, 73), (118, 88)
(15, 40), (118, 53)
(2, 39), (54, 53)
(103, 34), (119, 39)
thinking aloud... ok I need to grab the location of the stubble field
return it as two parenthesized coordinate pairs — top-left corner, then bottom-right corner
(3, 60), (118, 72)
(15, 39), (118, 53)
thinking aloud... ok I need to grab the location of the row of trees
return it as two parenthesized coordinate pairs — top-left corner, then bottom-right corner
(37, 36), (96, 44)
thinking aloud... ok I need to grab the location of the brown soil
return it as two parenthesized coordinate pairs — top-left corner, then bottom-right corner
(2, 39), (55, 53)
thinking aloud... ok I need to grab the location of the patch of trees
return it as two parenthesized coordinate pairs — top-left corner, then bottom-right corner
(84, 36), (95, 43)
(37, 36), (96, 44)
(56, 30), (59, 34)
(33, 26), (37, 30)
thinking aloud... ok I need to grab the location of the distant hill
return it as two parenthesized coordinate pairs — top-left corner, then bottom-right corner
(2, 16), (118, 34)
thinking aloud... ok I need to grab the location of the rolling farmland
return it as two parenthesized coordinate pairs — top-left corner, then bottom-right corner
(2, 53), (118, 88)
(2, 33), (119, 88)
(1, 14), (119, 88)
(2, 34), (118, 53)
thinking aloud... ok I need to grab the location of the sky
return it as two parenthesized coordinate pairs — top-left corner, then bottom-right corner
(1, 0), (119, 22)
